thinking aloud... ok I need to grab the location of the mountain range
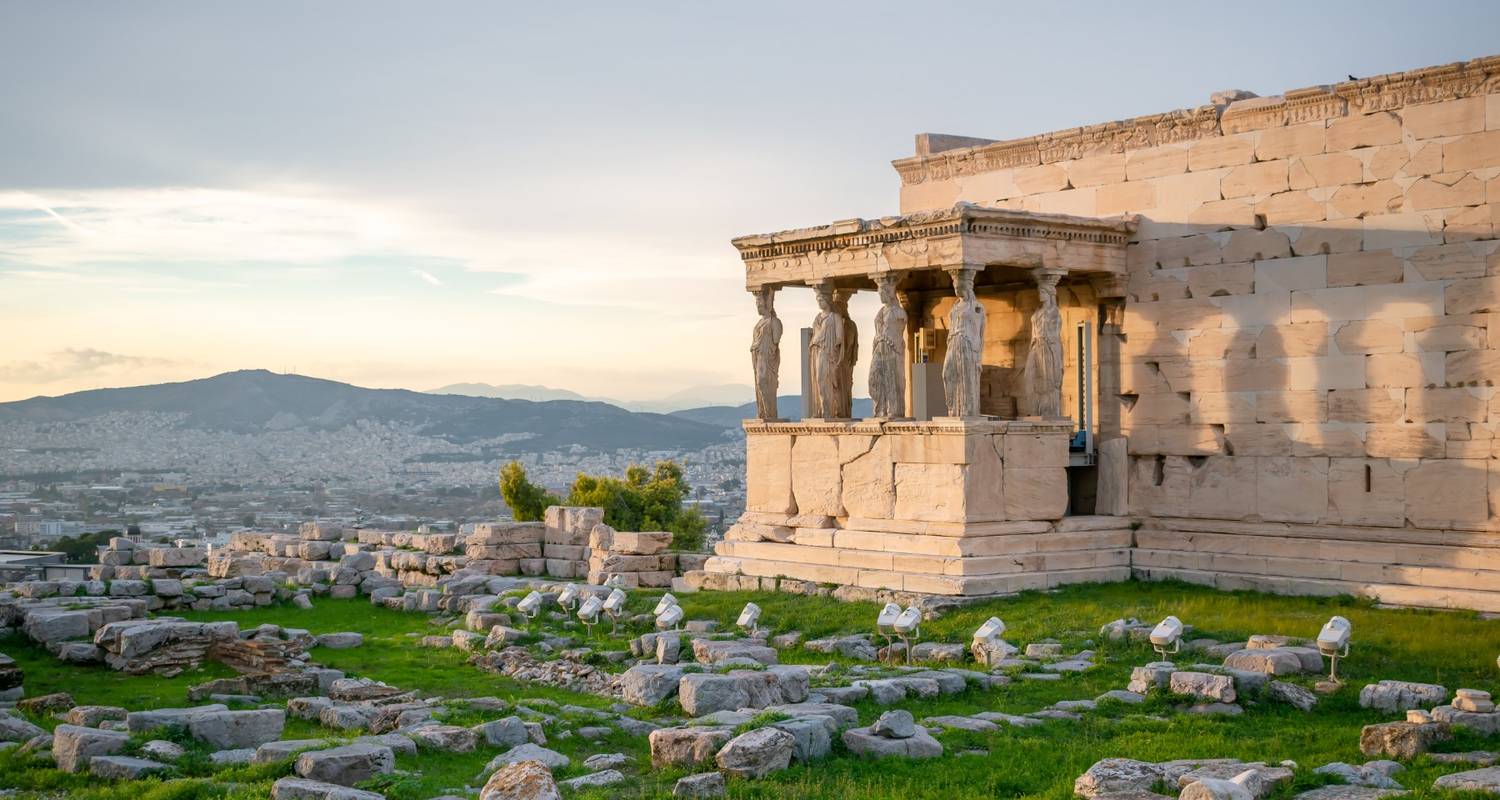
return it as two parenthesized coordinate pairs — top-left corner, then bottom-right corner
(0, 370), (733, 453)
(428, 381), (756, 413)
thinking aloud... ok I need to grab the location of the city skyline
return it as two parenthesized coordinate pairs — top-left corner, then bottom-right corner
(4, 1), (1500, 403)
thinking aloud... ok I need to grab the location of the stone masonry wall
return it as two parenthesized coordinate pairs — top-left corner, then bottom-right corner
(895, 56), (1500, 610)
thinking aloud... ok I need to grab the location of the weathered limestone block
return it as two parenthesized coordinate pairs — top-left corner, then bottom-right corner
(650, 726), (733, 768)
(610, 531), (673, 555)
(746, 433), (796, 515)
(841, 435), (895, 519)
(53, 724), (129, 773)
(618, 664), (685, 707)
(294, 743), (395, 786)
(479, 759), (561, 800)
(1359, 721), (1449, 759)
(1404, 459), (1488, 528)
(1170, 671), (1237, 703)
(678, 668), (808, 716)
(893, 462), (965, 522)
(791, 435), (843, 517)
(715, 726), (795, 778)
(1255, 458), (1327, 523)
(1359, 680), (1449, 713)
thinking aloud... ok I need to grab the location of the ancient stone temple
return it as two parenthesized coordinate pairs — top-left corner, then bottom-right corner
(697, 55), (1500, 611)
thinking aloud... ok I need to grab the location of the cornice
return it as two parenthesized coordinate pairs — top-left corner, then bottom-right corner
(892, 54), (1500, 186)
(732, 203), (1134, 264)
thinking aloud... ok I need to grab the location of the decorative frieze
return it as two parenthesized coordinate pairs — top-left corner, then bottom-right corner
(893, 54), (1500, 186)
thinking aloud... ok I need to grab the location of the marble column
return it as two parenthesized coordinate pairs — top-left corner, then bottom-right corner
(833, 289), (858, 419)
(941, 267), (985, 418)
(807, 282), (844, 419)
(1025, 268), (1066, 418)
(749, 286), (782, 420)
(868, 273), (907, 418)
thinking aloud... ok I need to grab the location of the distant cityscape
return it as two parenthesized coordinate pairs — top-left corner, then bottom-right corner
(0, 375), (752, 553)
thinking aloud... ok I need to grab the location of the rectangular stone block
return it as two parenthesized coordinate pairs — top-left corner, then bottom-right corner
(746, 434), (796, 514)
(1327, 111), (1402, 150)
(791, 434), (843, 517)
(1365, 424), (1445, 458)
(1256, 457), (1328, 523)
(1328, 389), (1405, 423)
(1003, 467), (1067, 521)
(1405, 459), (1489, 528)
(1327, 458), (1406, 528)
(1403, 97), (1486, 139)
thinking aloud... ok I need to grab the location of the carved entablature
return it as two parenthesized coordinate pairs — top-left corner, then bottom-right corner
(893, 54), (1500, 186)
(741, 418), (1073, 436)
(734, 203), (1134, 290)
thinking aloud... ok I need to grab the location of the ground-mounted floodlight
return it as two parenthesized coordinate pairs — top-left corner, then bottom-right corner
(972, 616), (1007, 666)
(875, 602), (902, 662)
(737, 602), (762, 637)
(653, 593), (679, 617)
(577, 595), (603, 638)
(517, 590), (544, 622)
(557, 584), (580, 613)
(893, 605), (922, 665)
(1316, 615), (1352, 685)
(602, 587), (628, 635)
(1150, 615), (1182, 660)
(655, 603), (684, 631)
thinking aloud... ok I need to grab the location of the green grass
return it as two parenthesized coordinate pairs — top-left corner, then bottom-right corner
(4, 580), (1499, 799)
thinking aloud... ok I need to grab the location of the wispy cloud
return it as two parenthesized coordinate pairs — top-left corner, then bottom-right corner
(0, 348), (183, 384)
(0, 186), (733, 313)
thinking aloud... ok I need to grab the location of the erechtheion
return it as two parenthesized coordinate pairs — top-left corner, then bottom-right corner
(691, 55), (1500, 611)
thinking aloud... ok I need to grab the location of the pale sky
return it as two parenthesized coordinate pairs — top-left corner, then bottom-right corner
(2, 2), (1497, 403)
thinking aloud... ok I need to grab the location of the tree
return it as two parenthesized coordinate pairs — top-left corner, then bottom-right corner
(565, 461), (707, 551)
(498, 460), (708, 549)
(44, 530), (117, 564)
(499, 461), (561, 522)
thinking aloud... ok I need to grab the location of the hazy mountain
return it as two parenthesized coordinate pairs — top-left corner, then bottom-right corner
(671, 396), (873, 429)
(428, 382), (590, 403)
(0, 370), (727, 452)
(429, 380), (756, 413)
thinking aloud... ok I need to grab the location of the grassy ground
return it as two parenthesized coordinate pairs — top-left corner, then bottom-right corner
(3, 580), (1499, 800)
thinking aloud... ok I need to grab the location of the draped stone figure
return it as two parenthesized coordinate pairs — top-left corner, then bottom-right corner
(942, 268), (985, 418)
(868, 274), (907, 418)
(1026, 270), (1065, 418)
(807, 283), (844, 419)
(749, 286), (782, 420)
(834, 290), (858, 419)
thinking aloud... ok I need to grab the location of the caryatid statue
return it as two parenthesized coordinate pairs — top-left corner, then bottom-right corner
(942, 268), (986, 418)
(1026, 269), (1065, 418)
(749, 286), (782, 420)
(833, 290), (858, 419)
(868, 273), (907, 418)
(807, 283), (844, 419)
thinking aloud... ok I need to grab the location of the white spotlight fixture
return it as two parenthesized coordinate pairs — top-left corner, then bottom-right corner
(893, 605), (923, 665)
(602, 587), (628, 634)
(737, 602), (762, 636)
(517, 590), (544, 621)
(971, 616), (1008, 666)
(655, 603), (684, 631)
(557, 584), (580, 612)
(577, 595), (603, 638)
(653, 593), (679, 617)
(1149, 615), (1183, 660)
(1316, 615), (1352, 685)
(875, 602), (902, 662)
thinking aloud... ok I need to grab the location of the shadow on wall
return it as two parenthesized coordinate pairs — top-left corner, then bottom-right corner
(1109, 213), (1498, 591)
